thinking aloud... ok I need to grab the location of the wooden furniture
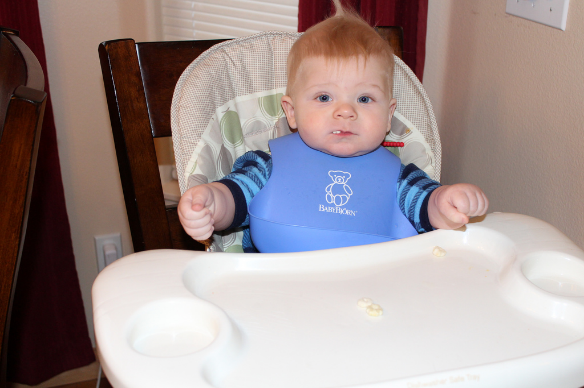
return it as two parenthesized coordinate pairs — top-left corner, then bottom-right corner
(0, 27), (47, 387)
(376, 26), (404, 59)
(99, 39), (226, 252)
(99, 29), (403, 253)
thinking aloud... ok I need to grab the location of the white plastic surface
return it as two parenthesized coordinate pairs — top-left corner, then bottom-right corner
(92, 213), (584, 388)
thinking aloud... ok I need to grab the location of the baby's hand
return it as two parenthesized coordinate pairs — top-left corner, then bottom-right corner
(428, 184), (489, 230)
(178, 185), (216, 240)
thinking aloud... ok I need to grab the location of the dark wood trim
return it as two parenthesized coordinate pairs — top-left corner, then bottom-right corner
(0, 30), (46, 388)
(5, 34), (44, 91)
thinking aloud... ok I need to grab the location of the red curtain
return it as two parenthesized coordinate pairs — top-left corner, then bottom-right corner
(298, 0), (428, 81)
(0, 0), (95, 385)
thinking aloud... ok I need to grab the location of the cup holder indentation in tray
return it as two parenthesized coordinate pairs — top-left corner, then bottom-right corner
(127, 299), (219, 357)
(522, 252), (584, 297)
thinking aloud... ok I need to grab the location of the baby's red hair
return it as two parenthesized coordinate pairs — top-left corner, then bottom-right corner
(287, 0), (395, 96)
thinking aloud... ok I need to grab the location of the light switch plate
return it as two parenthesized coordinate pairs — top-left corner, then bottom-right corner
(506, 0), (570, 30)
(95, 233), (122, 272)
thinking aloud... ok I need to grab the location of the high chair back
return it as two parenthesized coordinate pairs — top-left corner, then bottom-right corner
(99, 38), (227, 252)
(171, 30), (441, 252)
(0, 27), (46, 386)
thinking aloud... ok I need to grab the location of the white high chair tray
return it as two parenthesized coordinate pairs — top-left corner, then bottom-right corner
(93, 213), (584, 388)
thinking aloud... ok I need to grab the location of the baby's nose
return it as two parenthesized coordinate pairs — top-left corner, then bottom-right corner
(334, 103), (357, 119)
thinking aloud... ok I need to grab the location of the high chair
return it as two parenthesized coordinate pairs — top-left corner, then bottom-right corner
(94, 31), (584, 388)
(0, 27), (46, 386)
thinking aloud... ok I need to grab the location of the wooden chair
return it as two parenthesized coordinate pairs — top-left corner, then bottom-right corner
(0, 27), (47, 387)
(375, 26), (404, 60)
(99, 39), (227, 252)
(98, 28), (403, 253)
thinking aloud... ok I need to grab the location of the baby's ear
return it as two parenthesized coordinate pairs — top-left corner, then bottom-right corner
(281, 95), (297, 129)
(386, 98), (398, 134)
(388, 98), (397, 120)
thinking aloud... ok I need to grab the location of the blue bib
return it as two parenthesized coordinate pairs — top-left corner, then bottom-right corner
(249, 132), (417, 252)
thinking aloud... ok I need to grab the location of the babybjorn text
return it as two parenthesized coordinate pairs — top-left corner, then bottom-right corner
(318, 205), (358, 216)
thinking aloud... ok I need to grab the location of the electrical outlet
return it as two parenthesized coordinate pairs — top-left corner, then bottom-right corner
(95, 233), (122, 272)
(506, 0), (570, 31)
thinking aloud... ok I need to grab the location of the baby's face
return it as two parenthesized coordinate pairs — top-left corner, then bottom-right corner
(281, 56), (396, 157)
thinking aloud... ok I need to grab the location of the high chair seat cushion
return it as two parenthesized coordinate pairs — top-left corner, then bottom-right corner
(171, 31), (442, 252)
(172, 32), (299, 192)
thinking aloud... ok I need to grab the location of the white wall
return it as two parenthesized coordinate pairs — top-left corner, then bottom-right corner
(38, 0), (161, 345)
(424, 1), (584, 249)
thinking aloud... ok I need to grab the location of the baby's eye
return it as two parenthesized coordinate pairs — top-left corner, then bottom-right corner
(317, 94), (331, 102)
(358, 96), (372, 103)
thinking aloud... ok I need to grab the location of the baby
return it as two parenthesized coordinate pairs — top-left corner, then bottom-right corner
(178, 1), (488, 253)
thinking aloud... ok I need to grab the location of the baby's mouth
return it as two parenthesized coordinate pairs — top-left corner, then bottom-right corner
(332, 130), (353, 135)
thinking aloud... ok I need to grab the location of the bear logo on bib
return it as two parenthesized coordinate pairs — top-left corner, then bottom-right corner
(326, 171), (353, 206)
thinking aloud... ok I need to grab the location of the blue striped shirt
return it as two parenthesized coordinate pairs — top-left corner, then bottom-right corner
(219, 150), (440, 252)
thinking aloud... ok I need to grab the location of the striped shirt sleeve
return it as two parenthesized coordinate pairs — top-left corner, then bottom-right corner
(397, 163), (441, 233)
(218, 150), (272, 229)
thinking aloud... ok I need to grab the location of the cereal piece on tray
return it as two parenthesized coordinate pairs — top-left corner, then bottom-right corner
(366, 304), (383, 317)
(433, 246), (447, 257)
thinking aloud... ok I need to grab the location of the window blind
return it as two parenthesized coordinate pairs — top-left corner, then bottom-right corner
(162, 0), (299, 40)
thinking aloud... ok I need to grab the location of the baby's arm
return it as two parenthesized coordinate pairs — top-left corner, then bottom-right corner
(397, 164), (441, 233)
(397, 164), (488, 232)
(179, 150), (273, 242)
(178, 182), (235, 241)
(427, 184), (489, 230)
